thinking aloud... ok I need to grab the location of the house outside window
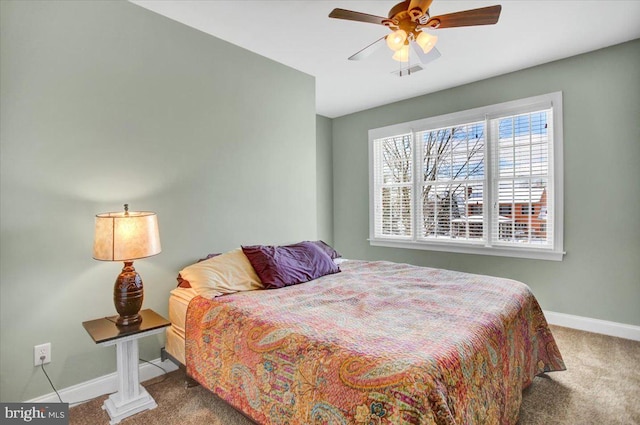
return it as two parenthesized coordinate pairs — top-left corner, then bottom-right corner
(369, 92), (564, 261)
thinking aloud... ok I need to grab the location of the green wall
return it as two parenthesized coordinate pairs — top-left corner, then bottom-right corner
(0, 1), (318, 401)
(316, 115), (334, 245)
(333, 39), (640, 327)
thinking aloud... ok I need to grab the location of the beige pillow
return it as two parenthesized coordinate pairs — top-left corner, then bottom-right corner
(178, 248), (263, 299)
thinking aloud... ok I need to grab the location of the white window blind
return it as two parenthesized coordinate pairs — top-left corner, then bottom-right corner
(416, 121), (486, 242)
(369, 92), (564, 261)
(372, 134), (413, 239)
(490, 109), (553, 249)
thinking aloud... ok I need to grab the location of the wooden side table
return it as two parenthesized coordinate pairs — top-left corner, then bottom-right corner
(82, 309), (170, 425)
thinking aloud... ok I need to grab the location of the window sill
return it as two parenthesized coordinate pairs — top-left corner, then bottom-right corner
(369, 238), (565, 261)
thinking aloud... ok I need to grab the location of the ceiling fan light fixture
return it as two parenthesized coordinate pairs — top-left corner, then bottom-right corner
(392, 44), (410, 62)
(416, 31), (438, 54)
(329, 1), (503, 67)
(386, 29), (407, 51)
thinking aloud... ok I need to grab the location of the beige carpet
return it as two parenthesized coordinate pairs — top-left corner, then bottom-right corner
(69, 325), (640, 424)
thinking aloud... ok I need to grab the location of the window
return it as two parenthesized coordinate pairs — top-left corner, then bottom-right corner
(499, 204), (512, 216)
(369, 92), (564, 261)
(521, 204), (534, 215)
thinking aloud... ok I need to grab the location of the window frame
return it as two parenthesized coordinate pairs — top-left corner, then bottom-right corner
(368, 92), (564, 261)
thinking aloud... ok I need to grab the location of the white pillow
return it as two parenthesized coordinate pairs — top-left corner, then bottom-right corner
(178, 248), (263, 299)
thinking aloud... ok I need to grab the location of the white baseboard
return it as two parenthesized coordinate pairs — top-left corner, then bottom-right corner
(27, 358), (179, 406)
(544, 310), (640, 341)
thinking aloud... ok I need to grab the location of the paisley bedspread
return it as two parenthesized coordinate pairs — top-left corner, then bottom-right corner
(185, 260), (565, 425)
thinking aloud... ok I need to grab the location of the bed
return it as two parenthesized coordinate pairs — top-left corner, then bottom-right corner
(165, 247), (565, 425)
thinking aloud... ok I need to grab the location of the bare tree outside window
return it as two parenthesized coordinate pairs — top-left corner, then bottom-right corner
(376, 135), (412, 237)
(376, 124), (484, 240)
(419, 124), (484, 239)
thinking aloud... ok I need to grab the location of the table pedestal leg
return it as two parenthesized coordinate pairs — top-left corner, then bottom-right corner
(102, 338), (157, 424)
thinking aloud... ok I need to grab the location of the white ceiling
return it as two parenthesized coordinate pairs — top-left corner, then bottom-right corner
(131, 1), (640, 118)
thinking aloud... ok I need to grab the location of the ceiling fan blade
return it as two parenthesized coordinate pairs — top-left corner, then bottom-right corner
(411, 41), (441, 65)
(329, 8), (387, 25)
(348, 36), (387, 61)
(426, 5), (502, 29)
(408, 0), (434, 21)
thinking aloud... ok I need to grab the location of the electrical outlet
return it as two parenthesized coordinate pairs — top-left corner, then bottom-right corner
(34, 343), (51, 366)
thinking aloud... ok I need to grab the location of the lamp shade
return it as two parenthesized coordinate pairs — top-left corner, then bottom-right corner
(392, 45), (410, 62)
(416, 31), (438, 54)
(93, 211), (161, 262)
(386, 29), (407, 51)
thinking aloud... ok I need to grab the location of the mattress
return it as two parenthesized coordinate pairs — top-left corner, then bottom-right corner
(165, 287), (197, 365)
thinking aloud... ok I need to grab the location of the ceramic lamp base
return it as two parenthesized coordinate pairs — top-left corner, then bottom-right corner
(114, 261), (144, 327)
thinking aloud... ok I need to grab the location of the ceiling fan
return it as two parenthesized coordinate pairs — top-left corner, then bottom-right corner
(329, 0), (501, 67)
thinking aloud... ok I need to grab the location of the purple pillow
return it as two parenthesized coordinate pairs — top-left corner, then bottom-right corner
(307, 240), (341, 259)
(242, 242), (340, 289)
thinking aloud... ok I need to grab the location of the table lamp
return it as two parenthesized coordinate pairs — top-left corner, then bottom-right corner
(93, 204), (161, 327)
